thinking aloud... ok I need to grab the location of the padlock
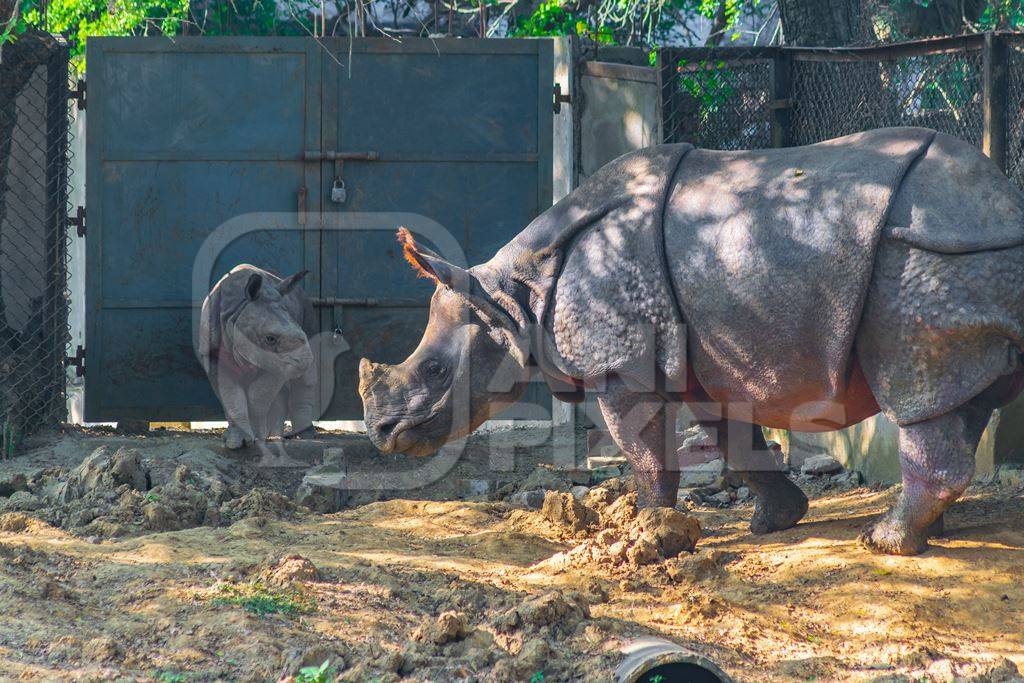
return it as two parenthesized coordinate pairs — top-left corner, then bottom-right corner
(331, 178), (347, 204)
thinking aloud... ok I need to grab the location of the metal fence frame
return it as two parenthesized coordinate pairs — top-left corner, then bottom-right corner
(0, 33), (73, 451)
(659, 32), (1024, 184)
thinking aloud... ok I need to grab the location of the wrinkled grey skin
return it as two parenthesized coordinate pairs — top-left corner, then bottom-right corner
(360, 130), (1024, 556)
(198, 265), (317, 454)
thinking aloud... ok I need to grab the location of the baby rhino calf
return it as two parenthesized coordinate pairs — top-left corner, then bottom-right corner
(198, 264), (317, 452)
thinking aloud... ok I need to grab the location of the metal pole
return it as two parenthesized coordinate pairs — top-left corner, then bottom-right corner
(770, 49), (792, 148)
(983, 31), (1009, 172)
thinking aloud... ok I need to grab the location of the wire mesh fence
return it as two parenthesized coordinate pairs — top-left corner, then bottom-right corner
(660, 34), (1020, 185)
(0, 33), (71, 455)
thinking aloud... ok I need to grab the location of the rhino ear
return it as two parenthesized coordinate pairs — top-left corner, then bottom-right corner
(397, 227), (467, 288)
(245, 273), (263, 301)
(277, 269), (309, 295)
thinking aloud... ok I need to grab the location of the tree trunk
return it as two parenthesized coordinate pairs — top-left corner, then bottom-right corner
(777, 0), (865, 46)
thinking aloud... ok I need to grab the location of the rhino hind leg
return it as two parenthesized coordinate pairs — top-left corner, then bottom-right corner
(860, 401), (990, 556)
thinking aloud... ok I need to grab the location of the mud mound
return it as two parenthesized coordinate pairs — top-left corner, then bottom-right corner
(528, 478), (702, 571)
(220, 488), (296, 524)
(261, 554), (321, 586)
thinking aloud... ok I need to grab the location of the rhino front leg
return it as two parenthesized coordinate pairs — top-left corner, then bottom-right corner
(725, 424), (808, 534)
(860, 402), (989, 556)
(213, 370), (254, 450)
(284, 368), (317, 439)
(597, 376), (680, 508)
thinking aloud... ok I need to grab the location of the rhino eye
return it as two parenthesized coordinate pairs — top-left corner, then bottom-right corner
(265, 334), (279, 347)
(423, 360), (446, 378)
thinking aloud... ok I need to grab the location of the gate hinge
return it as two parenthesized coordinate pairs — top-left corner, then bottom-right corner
(69, 79), (86, 111)
(69, 206), (86, 238)
(65, 345), (85, 377)
(553, 83), (572, 114)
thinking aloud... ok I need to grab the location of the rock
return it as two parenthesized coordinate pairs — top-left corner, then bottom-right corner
(3, 490), (42, 511)
(295, 466), (349, 513)
(569, 485), (589, 500)
(265, 554), (320, 585)
(458, 479), (491, 497)
(541, 491), (598, 532)
(414, 611), (470, 645)
(735, 486), (751, 502)
(679, 458), (724, 487)
(632, 507), (702, 558)
(997, 466), (1024, 489)
(509, 489), (546, 510)
(707, 490), (733, 506)
(516, 638), (551, 675)
(57, 447), (149, 504)
(831, 470), (862, 487)
(801, 454), (843, 476)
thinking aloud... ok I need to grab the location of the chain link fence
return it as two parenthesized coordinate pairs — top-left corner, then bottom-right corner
(661, 33), (1022, 186)
(0, 33), (72, 455)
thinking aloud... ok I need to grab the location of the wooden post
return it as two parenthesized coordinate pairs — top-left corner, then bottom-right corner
(983, 32), (1009, 172)
(770, 49), (792, 148)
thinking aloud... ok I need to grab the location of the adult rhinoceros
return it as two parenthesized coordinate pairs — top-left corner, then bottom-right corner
(358, 127), (1024, 556)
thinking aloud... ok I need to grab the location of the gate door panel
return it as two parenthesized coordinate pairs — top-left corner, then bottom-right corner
(85, 38), (322, 421)
(320, 39), (553, 418)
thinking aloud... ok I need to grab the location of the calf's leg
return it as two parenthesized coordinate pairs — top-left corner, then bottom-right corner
(597, 376), (679, 508)
(860, 402), (989, 555)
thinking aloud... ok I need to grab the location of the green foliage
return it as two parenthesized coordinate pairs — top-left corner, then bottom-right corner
(528, 672), (545, 683)
(210, 580), (315, 617)
(296, 660), (337, 683)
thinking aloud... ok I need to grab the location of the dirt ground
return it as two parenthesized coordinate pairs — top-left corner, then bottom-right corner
(1, 427), (1023, 682)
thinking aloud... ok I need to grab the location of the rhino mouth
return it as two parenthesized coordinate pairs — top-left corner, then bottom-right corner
(371, 411), (440, 454)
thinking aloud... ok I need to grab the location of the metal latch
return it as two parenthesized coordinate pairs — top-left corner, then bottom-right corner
(553, 83), (572, 114)
(68, 80), (86, 110)
(65, 345), (86, 377)
(69, 206), (86, 237)
(303, 151), (379, 206)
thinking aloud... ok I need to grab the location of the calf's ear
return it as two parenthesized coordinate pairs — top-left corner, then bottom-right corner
(245, 273), (263, 300)
(277, 269), (309, 295)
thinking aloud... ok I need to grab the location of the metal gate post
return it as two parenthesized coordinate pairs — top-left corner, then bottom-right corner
(770, 48), (792, 148)
(983, 31), (1009, 172)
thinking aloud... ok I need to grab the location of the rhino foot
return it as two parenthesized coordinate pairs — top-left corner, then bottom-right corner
(858, 515), (929, 556)
(741, 471), (808, 535)
(284, 424), (317, 440)
(224, 426), (248, 450)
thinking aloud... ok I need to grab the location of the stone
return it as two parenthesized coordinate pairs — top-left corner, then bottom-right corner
(735, 486), (751, 502)
(679, 458), (724, 487)
(801, 454), (843, 476)
(707, 490), (733, 506)
(626, 538), (659, 565)
(831, 470), (862, 487)
(509, 489), (546, 510)
(295, 467), (349, 514)
(569, 485), (589, 500)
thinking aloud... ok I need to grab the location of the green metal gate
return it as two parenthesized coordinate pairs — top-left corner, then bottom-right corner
(85, 37), (553, 421)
